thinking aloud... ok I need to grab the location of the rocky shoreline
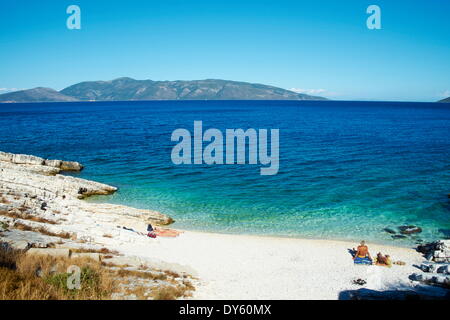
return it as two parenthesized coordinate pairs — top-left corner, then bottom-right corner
(0, 151), (195, 300)
(1, 151), (448, 299)
(0, 151), (173, 224)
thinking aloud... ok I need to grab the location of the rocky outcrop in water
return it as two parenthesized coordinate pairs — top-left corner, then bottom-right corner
(0, 151), (115, 199)
(0, 151), (173, 224)
(399, 225), (422, 235)
(0, 151), (83, 174)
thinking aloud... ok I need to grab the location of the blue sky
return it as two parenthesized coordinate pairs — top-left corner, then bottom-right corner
(0, 0), (449, 101)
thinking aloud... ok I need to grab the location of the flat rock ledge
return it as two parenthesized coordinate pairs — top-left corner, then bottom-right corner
(0, 152), (197, 300)
(0, 151), (83, 174)
(0, 151), (173, 226)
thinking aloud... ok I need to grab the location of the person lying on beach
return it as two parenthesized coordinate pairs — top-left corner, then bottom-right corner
(353, 241), (373, 265)
(375, 252), (392, 267)
(145, 223), (183, 237)
(154, 227), (182, 237)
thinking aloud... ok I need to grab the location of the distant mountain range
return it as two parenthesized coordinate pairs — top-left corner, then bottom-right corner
(0, 78), (327, 103)
(0, 87), (78, 103)
(438, 97), (450, 103)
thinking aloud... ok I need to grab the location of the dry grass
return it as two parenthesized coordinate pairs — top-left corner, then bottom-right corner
(103, 234), (112, 238)
(0, 221), (9, 230)
(13, 222), (71, 239)
(165, 270), (181, 278)
(182, 279), (195, 292)
(0, 246), (115, 300)
(115, 269), (195, 300)
(0, 245), (21, 269)
(0, 197), (11, 204)
(0, 209), (58, 225)
(71, 247), (120, 255)
(12, 222), (32, 232)
(116, 274), (195, 300)
(0, 245), (195, 300)
(150, 283), (193, 300)
(116, 269), (168, 281)
(124, 285), (149, 300)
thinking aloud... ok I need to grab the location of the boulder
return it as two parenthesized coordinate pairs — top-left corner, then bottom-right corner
(31, 241), (50, 248)
(383, 228), (396, 234)
(0, 151), (86, 174)
(71, 252), (101, 261)
(419, 263), (450, 275)
(0, 152), (45, 166)
(434, 274), (450, 286)
(410, 272), (450, 285)
(0, 151), (174, 234)
(8, 240), (30, 250)
(27, 248), (70, 258)
(437, 265), (450, 275)
(60, 161), (83, 172)
(398, 225), (422, 235)
(44, 159), (62, 168)
(417, 240), (450, 263)
(419, 263), (436, 273)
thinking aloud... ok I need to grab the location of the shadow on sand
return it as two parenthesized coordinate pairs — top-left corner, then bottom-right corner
(339, 285), (450, 300)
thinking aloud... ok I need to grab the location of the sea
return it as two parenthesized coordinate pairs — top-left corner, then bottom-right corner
(1, 100), (449, 246)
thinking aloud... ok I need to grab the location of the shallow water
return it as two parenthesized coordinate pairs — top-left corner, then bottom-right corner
(1, 100), (449, 245)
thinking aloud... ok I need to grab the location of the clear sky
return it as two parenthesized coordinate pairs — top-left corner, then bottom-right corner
(1, 0), (449, 101)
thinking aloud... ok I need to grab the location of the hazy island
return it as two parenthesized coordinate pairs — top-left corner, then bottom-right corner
(0, 78), (327, 103)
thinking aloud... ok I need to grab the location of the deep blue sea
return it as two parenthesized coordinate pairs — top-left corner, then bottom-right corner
(1, 100), (449, 245)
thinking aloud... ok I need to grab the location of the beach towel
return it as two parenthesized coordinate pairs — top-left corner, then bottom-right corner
(154, 228), (182, 237)
(354, 256), (372, 265)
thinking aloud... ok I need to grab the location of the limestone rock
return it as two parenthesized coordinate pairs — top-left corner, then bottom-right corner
(0, 151), (83, 173)
(0, 151), (45, 166)
(27, 248), (71, 258)
(383, 228), (396, 234)
(419, 263), (450, 275)
(0, 165), (117, 199)
(0, 151), (174, 253)
(8, 240), (30, 250)
(44, 159), (62, 168)
(411, 272), (450, 287)
(398, 225), (422, 235)
(417, 240), (450, 263)
(60, 161), (83, 172)
(71, 252), (101, 261)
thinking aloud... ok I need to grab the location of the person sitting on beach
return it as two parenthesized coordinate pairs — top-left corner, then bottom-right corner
(353, 241), (373, 264)
(147, 223), (157, 238)
(375, 252), (392, 267)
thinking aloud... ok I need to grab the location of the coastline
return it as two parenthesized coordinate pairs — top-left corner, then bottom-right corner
(151, 225), (420, 249)
(0, 151), (447, 299)
(143, 229), (423, 299)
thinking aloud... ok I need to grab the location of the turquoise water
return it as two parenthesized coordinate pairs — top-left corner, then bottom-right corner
(1, 100), (449, 245)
